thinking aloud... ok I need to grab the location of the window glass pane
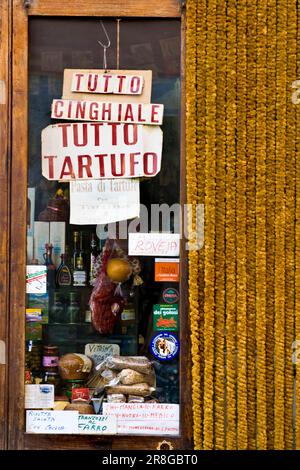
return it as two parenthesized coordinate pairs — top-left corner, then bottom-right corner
(26, 17), (181, 436)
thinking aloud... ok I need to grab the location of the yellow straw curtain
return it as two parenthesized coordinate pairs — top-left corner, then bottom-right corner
(186, 0), (300, 450)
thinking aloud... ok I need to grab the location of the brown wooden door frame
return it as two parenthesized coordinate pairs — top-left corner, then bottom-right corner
(0, 0), (11, 451)
(9, 0), (192, 450)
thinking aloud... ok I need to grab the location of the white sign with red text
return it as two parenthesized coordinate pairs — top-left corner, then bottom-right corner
(51, 99), (164, 125)
(71, 72), (144, 95)
(128, 233), (180, 257)
(102, 403), (179, 436)
(41, 122), (162, 181)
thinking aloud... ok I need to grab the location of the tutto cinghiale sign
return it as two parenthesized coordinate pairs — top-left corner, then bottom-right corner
(41, 122), (162, 181)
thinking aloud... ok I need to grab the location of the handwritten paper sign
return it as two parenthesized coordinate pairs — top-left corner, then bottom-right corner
(26, 266), (47, 294)
(51, 99), (163, 125)
(155, 258), (180, 282)
(84, 343), (120, 367)
(70, 179), (140, 225)
(102, 403), (180, 436)
(41, 123), (162, 181)
(25, 384), (54, 409)
(78, 414), (117, 435)
(26, 410), (78, 434)
(63, 69), (152, 104)
(128, 233), (180, 257)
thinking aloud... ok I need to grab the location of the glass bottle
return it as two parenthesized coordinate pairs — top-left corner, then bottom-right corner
(56, 253), (72, 287)
(89, 233), (100, 286)
(50, 291), (65, 323)
(66, 292), (81, 324)
(73, 254), (87, 287)
(43, 243), (56, 292)
(72, 231), (80, 270)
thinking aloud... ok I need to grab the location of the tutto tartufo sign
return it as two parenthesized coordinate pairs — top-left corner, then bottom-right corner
(41, 122), (162, 180)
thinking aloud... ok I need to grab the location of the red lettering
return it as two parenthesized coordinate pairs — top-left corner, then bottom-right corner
(53, 100), (63, 118)
(59, 156), (75, 179)
(143, 152), (158, 175)
(73, 123), (88, 147)
(124, 104), (134, 122)
(44, 156), (57, 179)
(78, 155), (92, 178)
(137, 104), (146, 122)
(129, 152), (140, 176)
(90, 123), (103, 146)
(124, 124), (138, 145)
(117, 103), (122, 121)
(108, 123), (120, 145)
(87, 73), (98, 92)
(58, 124), (71, 147)
(89, 102), (99, 120)
(67, 101), (72, 118)
(75, 101), (86, 119)
(94, 154), (108, 177)
(101, 103), (111, 121)
(111, 153), (125, 177)
(130, 76), (141, 94)
(74, 73), (84, 91)
(103, 75), (113, 92)
(116, 75), (126, 93)
(151, 105), (160, 124)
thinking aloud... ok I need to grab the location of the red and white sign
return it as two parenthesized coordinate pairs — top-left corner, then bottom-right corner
(41, 122), (162, 181)
(51, 99), (164, 125)
(71, 72), (144, 95)
(102, 403), (179, 436)
(128, 233), (180, 257)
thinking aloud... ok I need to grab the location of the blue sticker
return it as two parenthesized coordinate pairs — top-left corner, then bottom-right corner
(150, 332), (179, 361)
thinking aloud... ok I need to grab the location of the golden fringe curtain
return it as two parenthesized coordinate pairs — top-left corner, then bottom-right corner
(186, 0), (300, 450)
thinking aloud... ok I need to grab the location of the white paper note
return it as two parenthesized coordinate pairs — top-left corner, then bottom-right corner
(70, 179), (140, 225)
(25, 384), (55, 409)
(26, 410), (78, 434)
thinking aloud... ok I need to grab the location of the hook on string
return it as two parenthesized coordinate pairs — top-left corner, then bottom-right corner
(98, 20), (111, 71)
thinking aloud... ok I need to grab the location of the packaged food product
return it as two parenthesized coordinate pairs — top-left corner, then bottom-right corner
(106, 393), (126, 403)
(58, 353), (92, 380)
(106, 382), (155, 397)
(118, 368), (148, 385)
(105, 356), (152, 375)
(127, 395), (145, 403)
(64, 400), (94, 414)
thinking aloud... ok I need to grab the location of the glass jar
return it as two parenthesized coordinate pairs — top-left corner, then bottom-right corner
(50, 292), (65, 323)
(66, 292), (81, 324)
(43, 345), (59, 373)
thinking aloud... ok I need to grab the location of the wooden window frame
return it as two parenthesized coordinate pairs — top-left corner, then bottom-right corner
(8, 0), (192, 450)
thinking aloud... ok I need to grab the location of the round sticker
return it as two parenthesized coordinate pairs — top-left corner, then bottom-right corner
(150, 332), (180, 361)
(162, 288), (179, 304)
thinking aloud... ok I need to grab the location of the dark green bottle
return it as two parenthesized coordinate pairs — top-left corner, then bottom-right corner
(66, 292), (81, 324)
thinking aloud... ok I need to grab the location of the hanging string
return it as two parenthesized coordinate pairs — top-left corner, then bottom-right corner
(98, 20), (111, 70)
(117, 19), (121, 69)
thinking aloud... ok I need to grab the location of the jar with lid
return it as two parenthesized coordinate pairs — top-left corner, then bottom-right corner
(50, 292), (65, 323)
(25, 340), (42, 376)
(66, 292), (81, 324)
(44, 371), (61, 393)
(43, 345), (59, 373)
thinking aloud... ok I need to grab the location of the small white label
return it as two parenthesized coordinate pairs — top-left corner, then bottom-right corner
(73, 271), (87, 286)
(25, 384), (55, 409)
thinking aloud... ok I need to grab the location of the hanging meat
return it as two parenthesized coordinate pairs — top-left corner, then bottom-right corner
(89, 239), (125, 335)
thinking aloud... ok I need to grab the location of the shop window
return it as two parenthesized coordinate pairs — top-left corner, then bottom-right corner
(25, 17), (181, 437)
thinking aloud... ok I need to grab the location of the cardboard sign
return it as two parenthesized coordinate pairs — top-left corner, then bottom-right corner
(102, 403), (179, 436)
(63, 69), (152, 104)
(153, 304), (179, 331)
(26, 266), (47, 294)
(70, 179), (140, 225)
(25, 384), (54, 409)
(71, 72), (144, 95)
(41, 123), (162, 181)
(26, 410), (78, 434)
(78, 414), (117, 435)
(155, 258), (180, 282)
(84, 343), (120, 367)
(51, 99), (164, 125)
(128, 233), (180, 257)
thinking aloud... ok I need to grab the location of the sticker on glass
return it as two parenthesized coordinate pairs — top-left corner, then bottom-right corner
(150, 332), (179, 361)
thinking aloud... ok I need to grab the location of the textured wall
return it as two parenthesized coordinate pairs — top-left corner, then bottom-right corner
(186, 0), (300, 449)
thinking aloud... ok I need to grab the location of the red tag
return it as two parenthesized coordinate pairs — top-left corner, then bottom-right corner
(71, 388), (90, 401)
